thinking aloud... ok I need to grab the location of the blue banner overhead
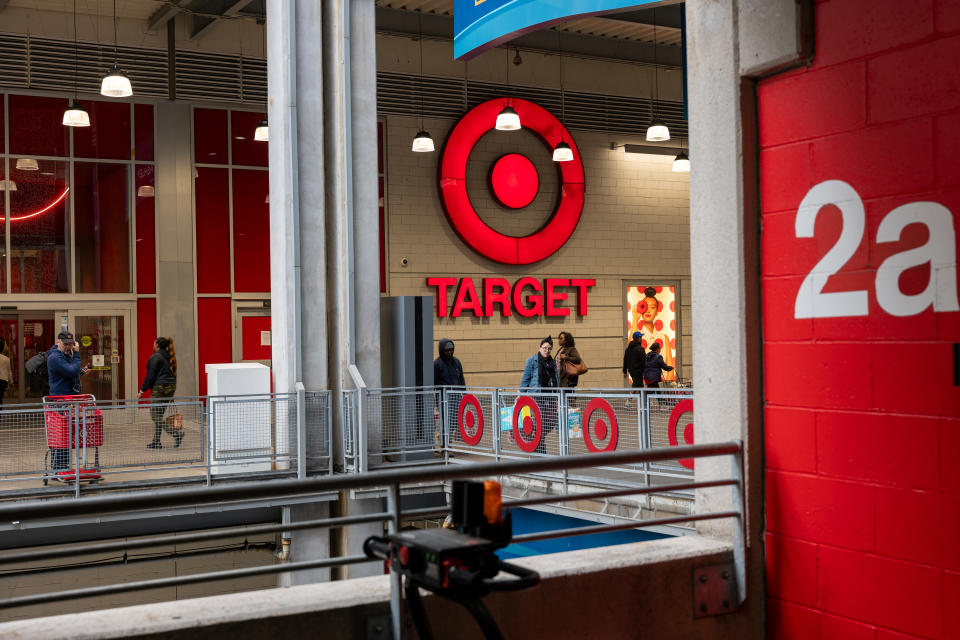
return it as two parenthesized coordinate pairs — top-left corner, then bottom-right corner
(454, 0), (665, 60)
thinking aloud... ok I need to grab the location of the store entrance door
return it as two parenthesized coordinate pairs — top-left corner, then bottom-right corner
(70, 311), (130, 402)
(0, 311), (57, 404)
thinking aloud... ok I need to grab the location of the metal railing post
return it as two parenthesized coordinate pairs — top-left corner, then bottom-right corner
(493, 389), (501, 461)
(559, 390), (569, 493)
(74, 403), (81, 498)
(348, 365), (368, 474)
(387, 482), (402, 640)
(295, 383), (306, 480)
(731, 448), (747, 606)
(327, 393), (334, 476)
(206, 399), (214, 486)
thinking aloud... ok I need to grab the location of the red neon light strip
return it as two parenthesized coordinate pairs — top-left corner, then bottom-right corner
(0, 188), (70, 222)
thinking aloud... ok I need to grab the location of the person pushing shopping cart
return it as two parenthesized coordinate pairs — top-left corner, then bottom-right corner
(46, 331), (90, 470)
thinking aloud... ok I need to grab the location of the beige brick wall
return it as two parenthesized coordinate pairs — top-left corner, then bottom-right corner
(383, 116), (692, 388)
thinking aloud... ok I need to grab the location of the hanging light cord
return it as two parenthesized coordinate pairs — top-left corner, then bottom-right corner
(652, 11), (659, 119)
(113, 0), (119, 64)
(558, 29), (565, 142)
(73, 0), (79, 97)
(418, 10), (424, 130)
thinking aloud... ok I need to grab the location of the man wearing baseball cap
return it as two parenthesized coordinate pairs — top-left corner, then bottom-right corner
(47, 331), (90, 470)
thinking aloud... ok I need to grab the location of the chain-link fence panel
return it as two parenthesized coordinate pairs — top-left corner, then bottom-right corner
(646, 390), (696, 478)
(304, 391), (331, 473)
(0, 406), (57, 481)
(497, 390), (563, 458)
(209, 394), (297, 472)
(371, 388), (441, 457)
(443, 388), (497, 457)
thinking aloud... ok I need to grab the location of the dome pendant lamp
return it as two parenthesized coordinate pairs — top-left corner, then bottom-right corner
(100, 0), (133, 97)
(411, 10), (435, 152)
(645, 13), (670, 142)
(255, 21), (269, 142)
(673, 138), (690, 172)
(496, 48), (521, 131)
(63, 0), (90, 127)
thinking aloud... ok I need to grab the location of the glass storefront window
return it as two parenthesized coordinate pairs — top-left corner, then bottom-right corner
(9, 95), (69, 158)
(9, 159), (69, 293)
(134, 104), (155, 162)
(232, 168), (270, 292)
(135, 164), (156, 294)
(73, 100), (132, 160)
(195, 109), (228, 164)
(74, 162), (130, 293)
(230, 111), (268, 167)
(1, 160), (6, 294)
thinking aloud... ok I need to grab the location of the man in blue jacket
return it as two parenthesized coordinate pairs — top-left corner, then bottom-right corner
(47, 331), (90, 470)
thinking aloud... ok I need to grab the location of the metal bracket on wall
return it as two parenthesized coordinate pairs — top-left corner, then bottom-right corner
(366, 614), (393, 640)
(692, 563), (739, 618)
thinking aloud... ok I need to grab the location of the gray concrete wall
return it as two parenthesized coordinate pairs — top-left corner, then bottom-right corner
(0, 537), (750, 640)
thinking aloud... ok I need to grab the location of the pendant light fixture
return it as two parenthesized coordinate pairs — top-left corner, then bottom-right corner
(254, 19), (269, 142)
(100, 0), (133, 97)
(496, 47), (521, 131)
(0, 180), (17, 192)
(63, 0), (90, 127)
(411, 10), (434, 152)
(645, 11), (670, 142)
(16, 158), (39, 171)
(672, 138), (690, 172)
(552, 30), (573, 162)
(136, 185), (155, 198)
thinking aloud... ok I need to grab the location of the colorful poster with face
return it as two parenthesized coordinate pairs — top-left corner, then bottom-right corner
(626, 285), (677, 382)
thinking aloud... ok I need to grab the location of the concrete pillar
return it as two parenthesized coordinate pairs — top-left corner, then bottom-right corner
(269, 0), (384, 583)
(155, 102), (198, 396)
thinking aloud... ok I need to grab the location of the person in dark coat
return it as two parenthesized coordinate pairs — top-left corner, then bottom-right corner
(46, 331), (90, 469)
(622, 331), (647, 388)
(433, 338), (465, 451)
(433, 338), (465, 387)
(643, 342), (674, 388)
(138, 337), (180, 449)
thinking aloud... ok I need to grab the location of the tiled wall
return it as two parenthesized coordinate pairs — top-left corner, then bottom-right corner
(384, 115), (692, 388)
(759, 1), (960, 638)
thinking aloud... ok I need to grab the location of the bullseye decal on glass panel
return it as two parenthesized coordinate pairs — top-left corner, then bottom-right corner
(667, 399), (695, 470)
(439, 98), (585, 265)
(458, 394), (485, 446)
(583, 398), (619, 453)
(511, 396), (543, 453)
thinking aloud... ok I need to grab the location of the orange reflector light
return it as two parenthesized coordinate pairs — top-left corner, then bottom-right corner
(483, 480), (503, 524)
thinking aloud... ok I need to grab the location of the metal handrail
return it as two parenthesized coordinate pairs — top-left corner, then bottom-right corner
(0, 442), (745, 619)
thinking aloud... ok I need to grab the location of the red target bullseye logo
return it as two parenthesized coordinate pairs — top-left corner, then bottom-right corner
(667, 399), (695, 470)
(439, 98), (585, 265)
(583, 398), (619, 453)
(457, 394), (484, 446)
(511, 396), (542, 453)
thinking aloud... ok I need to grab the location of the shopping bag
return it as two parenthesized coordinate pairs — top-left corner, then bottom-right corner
(165, 414), (184, 433)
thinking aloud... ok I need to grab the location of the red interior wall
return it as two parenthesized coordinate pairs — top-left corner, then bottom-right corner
(137, 298), (157, 398)
(196, 298), (232, 396)
(759, 2), (960, 638)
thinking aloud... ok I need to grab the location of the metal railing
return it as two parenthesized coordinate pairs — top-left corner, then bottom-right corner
(0, 391), (333, 492)
(348, 385), (696, 492)
(0, 441), (745, 637)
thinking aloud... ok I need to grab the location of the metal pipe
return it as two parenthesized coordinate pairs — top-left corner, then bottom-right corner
(511, 511), (742, 544)
(506, 479), (739, 509)
(0, 554), (375, 610)
(0, 512), (391, 566)
(1, 444), (741, 521)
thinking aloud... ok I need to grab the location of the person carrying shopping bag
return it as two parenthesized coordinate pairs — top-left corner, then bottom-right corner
(138, 337), (181, 449)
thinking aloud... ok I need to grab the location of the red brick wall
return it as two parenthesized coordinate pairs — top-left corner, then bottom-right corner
(759, 2), (960, 638)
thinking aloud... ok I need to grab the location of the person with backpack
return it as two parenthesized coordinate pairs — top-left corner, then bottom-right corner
(138, 337), (180, 449)
(643, 342), (674, 388)
(46, 331), (90, 469)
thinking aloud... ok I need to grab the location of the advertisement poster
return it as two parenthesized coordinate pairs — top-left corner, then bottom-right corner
(626, 285), (677, 383)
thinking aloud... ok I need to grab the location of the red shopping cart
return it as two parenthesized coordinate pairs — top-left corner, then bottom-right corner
(42, 394), (103, 485)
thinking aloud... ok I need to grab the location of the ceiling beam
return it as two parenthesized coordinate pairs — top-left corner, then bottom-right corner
(147, 0), (192, 33)
(188, 0), (255, 41)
